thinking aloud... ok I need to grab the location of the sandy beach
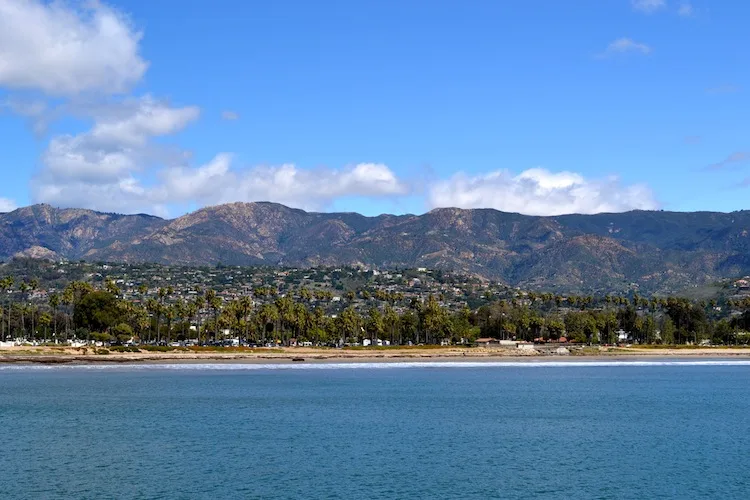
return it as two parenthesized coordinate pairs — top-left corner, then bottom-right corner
(2, 345), (750, 365)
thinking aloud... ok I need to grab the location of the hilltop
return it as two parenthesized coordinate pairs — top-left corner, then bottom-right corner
(2, 202), (750, 294)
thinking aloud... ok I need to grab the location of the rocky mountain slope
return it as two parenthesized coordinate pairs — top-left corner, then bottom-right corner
(2, 202), (750, 294)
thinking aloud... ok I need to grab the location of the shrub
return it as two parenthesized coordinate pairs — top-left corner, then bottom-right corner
(141, 345), (181, 352)
(109, 346), (140, 353)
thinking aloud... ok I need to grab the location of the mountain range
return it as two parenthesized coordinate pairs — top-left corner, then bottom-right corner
(2, 202), (749, 294)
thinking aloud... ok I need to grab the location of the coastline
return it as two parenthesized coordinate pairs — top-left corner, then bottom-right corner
(3, 345), (750, 365)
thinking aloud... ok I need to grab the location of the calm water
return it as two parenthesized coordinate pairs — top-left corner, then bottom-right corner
(1, 361), (750, 499)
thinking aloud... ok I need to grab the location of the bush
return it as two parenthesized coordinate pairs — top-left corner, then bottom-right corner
(109, 346), (140, 353)
(95, 348), (110, 355)
(141, 345), (181, 352)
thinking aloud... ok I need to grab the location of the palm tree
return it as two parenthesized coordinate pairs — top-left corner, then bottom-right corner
(145, 298), (159, 343)
(153, 287), (174, 344)
(18, 282), (29, 338)
(194, 296), (206, 343)
(384, 305), (399, 345)
(238, 296), (253, 342)
(63, 281), (93, 340)
(163, 304), (176, 343)
(185, 300), (198, 342)
(257, 303), (279, 343)
(338, 306), (361, 346)
(275, 296), (296, 345)
(204, 289), (221, 342)
(0, 277), (13, 339)
(49, 293), (60, 342)
(226, 299), (243, 340)
(177, 299), (191, 341)
(28, 279), (39, 340)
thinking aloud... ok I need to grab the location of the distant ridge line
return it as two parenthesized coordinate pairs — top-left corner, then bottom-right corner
(2, 202), (750, 294)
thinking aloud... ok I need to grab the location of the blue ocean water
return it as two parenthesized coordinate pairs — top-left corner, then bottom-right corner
(1, 361), (750, 499)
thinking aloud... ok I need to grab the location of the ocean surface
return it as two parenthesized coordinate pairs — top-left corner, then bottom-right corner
(2, 361), (750, 499)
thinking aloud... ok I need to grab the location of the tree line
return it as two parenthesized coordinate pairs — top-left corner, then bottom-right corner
(2, 275), (750, 345)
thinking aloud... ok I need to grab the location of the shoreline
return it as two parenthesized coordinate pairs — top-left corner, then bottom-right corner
(3, 346), (750, 365)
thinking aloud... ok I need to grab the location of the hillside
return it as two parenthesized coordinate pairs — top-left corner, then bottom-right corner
(2, 202), (750, 294)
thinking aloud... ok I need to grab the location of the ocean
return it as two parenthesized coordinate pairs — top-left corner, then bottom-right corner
(1, 361), (749, 499)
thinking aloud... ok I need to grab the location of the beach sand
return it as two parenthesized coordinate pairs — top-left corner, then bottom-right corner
(2, 345), (750, 365)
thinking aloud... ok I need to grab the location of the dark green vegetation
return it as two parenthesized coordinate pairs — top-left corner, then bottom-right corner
(2, 263), (750, 346)
(3, 203), (750, 294)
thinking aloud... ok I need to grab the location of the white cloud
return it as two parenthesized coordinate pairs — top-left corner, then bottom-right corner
(36, 96), (199, 185)
(31, 90), (408, 215)
(427, 168), (658, 216)
(678, 2), (694, 16)
(42, 133), (139, 183)
(0, 198), (17, 212)
(88, 96), (200, 147)
(600, 38), (652, 57)
(33, 176), (170, 217)
(32, 152), (409, 215)
(0, 0), (147, 96)
(632, 0), (666, 13)
(221, 111), (240, 121)
(158, 159), (409, 211)
(32, 95), (200, 213)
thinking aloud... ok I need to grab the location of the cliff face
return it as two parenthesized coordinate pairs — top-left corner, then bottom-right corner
(3, 202), (750, 294)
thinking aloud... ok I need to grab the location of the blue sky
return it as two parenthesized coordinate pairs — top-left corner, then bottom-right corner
(0, 0), (748, 217)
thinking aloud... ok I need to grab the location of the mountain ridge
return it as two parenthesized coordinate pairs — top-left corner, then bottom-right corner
(2, 202), (750, 294)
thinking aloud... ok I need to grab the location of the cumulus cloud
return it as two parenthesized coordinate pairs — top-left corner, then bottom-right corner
(599, 38), (652, 57)
(0, 198), (17, 212)
(33, 176), (170, 217)
(30, 93), (406, 214)
(0, 0), (147, 95)
(109, 157), (406, 214)
(35, 96), (199, 186)
(33, 149), (409, 215)
(1, 0), (658, 219)
(632, 0), (666, 13)
(88, 96), (200, 148)
(30, 95), (201, 214)
(7, 0), (408, 217)
(428, 168), (658, 216)
(160, 160), (408, 209)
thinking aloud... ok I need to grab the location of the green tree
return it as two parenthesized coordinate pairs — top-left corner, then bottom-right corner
(660, 316), (675, 345)
(74, 291), (122, 334)
(112, 323), (134, 344)
(205, 289), (221, 341)
(365, 307), (384, 343)
(48, 293), (60, 340)
(337, 306), (361, 345)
